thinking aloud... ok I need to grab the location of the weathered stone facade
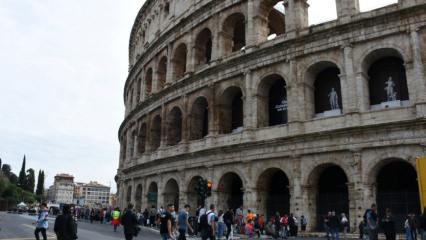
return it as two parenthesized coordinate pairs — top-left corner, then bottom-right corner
(117, 0), (426, 231)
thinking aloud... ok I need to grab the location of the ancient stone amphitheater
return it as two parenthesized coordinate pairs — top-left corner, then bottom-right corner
(117, 0), (426, 230)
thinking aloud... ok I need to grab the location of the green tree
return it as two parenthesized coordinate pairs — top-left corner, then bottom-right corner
(9, 173), (18, 185)
(18, 156), (26, 189)
(36, 170), (45, 196)
(1, 164), (11, 178)
(0, 157), (2, 169)
(25, 168), (35, 193)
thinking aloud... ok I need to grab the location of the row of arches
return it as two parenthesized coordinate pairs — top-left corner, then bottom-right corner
(123, 50), (410, 157)
(125, 159), (419, 231)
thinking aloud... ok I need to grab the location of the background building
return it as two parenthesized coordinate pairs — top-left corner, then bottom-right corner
(117, 0), (426, 231)
(48, 173), (74, 204)
(81, 181), (110, 208)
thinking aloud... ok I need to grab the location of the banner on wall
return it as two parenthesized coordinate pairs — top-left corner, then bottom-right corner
(416, 156), (426, 213)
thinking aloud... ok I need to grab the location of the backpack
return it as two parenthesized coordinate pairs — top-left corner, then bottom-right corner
(199, 213), (209, 230)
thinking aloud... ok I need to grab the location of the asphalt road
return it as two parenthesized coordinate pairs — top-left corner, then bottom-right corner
(0, 212), (159, 240)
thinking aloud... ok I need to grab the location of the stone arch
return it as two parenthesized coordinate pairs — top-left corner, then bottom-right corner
(137, 122), (147, 154)
(158, 56), (167, 90)
(361, 48), (409, 107)
(217, 172), (244, 211)
(129, 129), (137, 158)
(136, 77), (142, 103)
(126, 185), (132, 205)
(187, 176), (204, 214)
(150, 115), (162, 151)
(145, 68), (153, 95)
(135, 184), (143, 211)
(163, 178), (180, 209)
(218, 86), (244, 134)
(147, 182), (158, 208)
(172, 43), (187, 80)
(167, 107), (183, 146)
(258, 1), (286, 41)
(194, 28), (213, 69)
(221, 12), (246, 54)
(257, 74), (288, 128)
(190, 96), (209, 140)
(373, 159), (420, 229)
(305, 61), (343, 117)
(307, 163), (350, 231)
(257, 168), (291, 219)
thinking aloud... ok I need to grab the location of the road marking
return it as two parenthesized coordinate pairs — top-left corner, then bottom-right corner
(22, 224), (56, 238)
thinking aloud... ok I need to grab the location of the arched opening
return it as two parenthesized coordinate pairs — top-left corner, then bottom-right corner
(222, 13), (246, 54)
(150, 115), (162, 151)
(376, 161), (419, 231)
(167, 107), (183, 146)
(311, 165), (349, 231)
(187, 176), (204, 215)
(147, 182), (158, 208)
(257, 168), (290, 219)
(145, 68), (153, 95)
(195, 28), (213, 69)
(172, 43), (187, 80)
(219, 87), (244, 134)
(259, 1), (286, 41)
(158, 56), (167, 90)
(314, 67), (342, 116)
(218, 172), (244, 211)
(190, 97), (209, 140)
(366, 52), (409, 108)
(137, 123), (147, 154)
(258, 74), (288, 127)
(135, 184), (143, 211)
(126, 185), (132, 205)
(129, 130), (137, 158)
(164, 179), (180, 210)
(136, 78), (142, 103)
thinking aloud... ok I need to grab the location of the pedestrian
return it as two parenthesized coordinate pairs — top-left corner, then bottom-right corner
(358, 220), (364, 240)
(150, 205), (157, 227)
(143, 208), (149, 226)
(341, 213), (349, 239)
(54, 205), (78, 240)
(205, 204), (217, 240)
(364, 204), (378, 240)
(266, 217), (278, 239)
(324, 212), (331, 240)
(409, 213), (419, 240)
(90, 209), (95, 224)
(34, 203), (49, 240)
(300, 215), (307, 232)
(217, 210), (225, 239)
(258, 214), (265, 235)
(329, 211), (340, 240)
(111, 207), (121, 232)
(160, 204), (176, 240)
(274, 212), (281, 239)
(121, 204), (140, 240)
(177, 204), (194, 240)
(223, 208), (234, 240)
(381, 208), (395, 240)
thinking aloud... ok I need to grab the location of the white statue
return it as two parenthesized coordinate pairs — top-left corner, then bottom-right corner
(384, 76), (397, 101)
(328, 88), (339, 110)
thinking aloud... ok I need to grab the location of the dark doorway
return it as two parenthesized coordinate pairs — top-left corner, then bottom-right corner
(219, 173), (244, 211)
(151, 115), (162, 151)
(167, 107), (183, 146)
(231, 91), (243, 131)
(190, 97), (209, 140)
(268, 78), (288, 126)
(314, 67), (342, 113)
(316, 165), (349, 231)
(259, 169), (290, 219)
(368, 57), (409, 105)
(147, 182), (158, 208)
(376, 161), (419, 232)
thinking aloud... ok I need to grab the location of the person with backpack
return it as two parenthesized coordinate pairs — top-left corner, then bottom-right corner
(54, 205), (78, 240)
(381, 208), (395, 240)
(111, 207), (121, 232)
(341, 213), (349, 239)
(280, 214), (289, 238)
(160, 204), (176, 240)
(364, 204), (378, 240)
(223, 208), (234, 240)
(300, 215), (307, 232)
(329, 211), (340, 240)
(34, 203), (49, 240)
(121, 204), (139, 240)
(177, 204), (194, 240)
(200, 204), (217, 240)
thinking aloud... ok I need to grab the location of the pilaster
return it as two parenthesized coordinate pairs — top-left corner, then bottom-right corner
(284, 0), (309, 37)
(336, 0), (359, 23)
(244, 70), (256, 130)
(342, 44), (358, 113)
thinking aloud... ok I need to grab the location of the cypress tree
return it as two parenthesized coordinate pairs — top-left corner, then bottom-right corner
(26, 168), (35, 193)
(18, 155), (27, 189)
(36, 170), (45, 195)
(0, 158), (2, 170)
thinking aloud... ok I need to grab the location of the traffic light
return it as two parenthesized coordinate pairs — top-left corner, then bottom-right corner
(207, 180), (212, 196)
(196, 178), (207, 200)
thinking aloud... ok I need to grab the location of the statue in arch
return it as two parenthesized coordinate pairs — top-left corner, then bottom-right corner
(328, 87), (339, 110)
(384, 76), (397, 101)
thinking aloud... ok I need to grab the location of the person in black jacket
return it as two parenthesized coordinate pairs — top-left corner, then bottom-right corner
(54, 205), (78, 240)
(121, 204), (139, 240)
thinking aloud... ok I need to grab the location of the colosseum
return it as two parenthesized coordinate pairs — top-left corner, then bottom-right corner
(117, 0), (426, 231)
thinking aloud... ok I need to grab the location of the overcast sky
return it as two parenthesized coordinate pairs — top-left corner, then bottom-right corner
(0, 0), (396, 193)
